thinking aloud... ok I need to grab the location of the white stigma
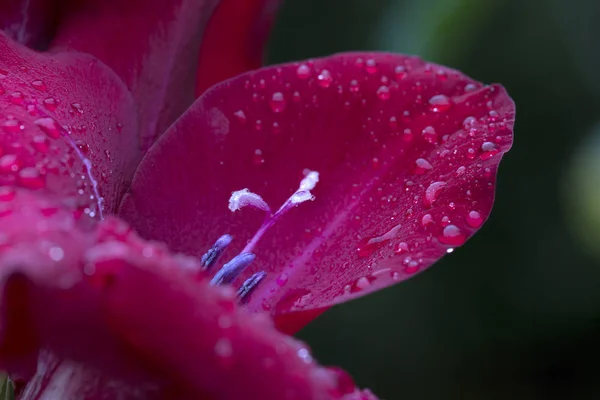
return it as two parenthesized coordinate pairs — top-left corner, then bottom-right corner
(228, 189), (271, 213)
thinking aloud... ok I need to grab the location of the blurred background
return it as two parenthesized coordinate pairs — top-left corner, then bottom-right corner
(269, 0), (600, 398)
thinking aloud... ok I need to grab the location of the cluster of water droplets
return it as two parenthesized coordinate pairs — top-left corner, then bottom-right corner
(205, 55), (512, 309)
(0, 66), (104, 220)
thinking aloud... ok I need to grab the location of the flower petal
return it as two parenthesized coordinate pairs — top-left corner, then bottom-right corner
(0, 189), (377, 399)
(50, 0), (219, 150)
(0, 32), (139, 215)
(119, 53), (515, 331)
(195, 0), (282, 95)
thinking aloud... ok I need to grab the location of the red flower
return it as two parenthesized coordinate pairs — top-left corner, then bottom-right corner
(0, 0), (515, 399)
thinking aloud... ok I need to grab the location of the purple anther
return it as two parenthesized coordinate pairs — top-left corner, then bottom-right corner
(236, 271), (267, 304)
(201, 234), (232, 271)
(210, 253), (256, 286)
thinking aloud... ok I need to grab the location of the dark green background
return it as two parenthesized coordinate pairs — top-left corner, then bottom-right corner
(269, 0), (600, 398)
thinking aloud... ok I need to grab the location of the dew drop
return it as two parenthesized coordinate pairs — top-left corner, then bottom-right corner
(0, 154), (21, 172)
(349, 79), (360, 92)
(424, 181), (447, 207)
(2, 119), (22, 133)
(10, 91), (24, 104)
(43, 97), (58, 111)
(34, 117), (61, 139)
(296, 64), (311, 79)
(428, 94), (452, 112)
(253, 149), (265, 165)
(376, 85), (390, 100)
(480, 141), (499, 160)
(31, 135), (49, 153)
(421, 213), (433, 227)
(414, 158), (433, 174)
(403, 128), (413, 142)
(395, 65), (407, 80)
(365, 58), (377, 74)
(31, 80), (46, 91)
(421, 126), (438, 144)
(438, 224), (466, 245)
(355, 276), (371, 290)
(317, 70), (332, 88)
(233, 110), (247, 124)
(395, 242), (409, 254)
(269, 92), (286, 113)
(18, 168), (45, 189)
(466, 210), (484, 228)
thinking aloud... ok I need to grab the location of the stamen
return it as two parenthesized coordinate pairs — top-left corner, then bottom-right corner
(201, 234), (232, 271)
(229, 170), (320, 254)
(236, 271), (267, 303)
(228, 189), (271, 213)
(210, 253), (256, 286)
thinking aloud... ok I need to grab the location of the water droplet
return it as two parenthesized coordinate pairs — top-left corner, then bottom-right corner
(365, 58), (377, 74)
(421, 213), (433, 227)
(480, 141), (499, 160)
(31, 135), (49, 153)
(0, 154), (21, 172)
(2, 119), (22, 133)
(395, 242), (409, 254)
(70, 103), (83, 115)
(464, 83), (478, 92)
(233, 110), (246, 124)
(466, 148), (477, 159)
(43, 97), (58, 111)
(10, 91), (24, 105)
(466, 210), (483, 228)
(253, 149), (265, 165)
(317, 70), (333, 88)
(31, 80), (46, 91)
(349, 80), (360, 92)
(269, 92), (286, 113)
(414, 158), (433, 174)
(296, 64), (311, 79)
(428, 94), (452, 112)
(388, 116), (397, 129)
(34, 117), (61, 139)
(403, 128), (413, 142)
(421, 126), (438, 144)
(438, 225), (466, 245)
(376, 85), (390, 100)
(424, 181), (447, 207)
(395, 65), (407, 80)
(18, 168), (45, 189)
(355, 276), (371, 290)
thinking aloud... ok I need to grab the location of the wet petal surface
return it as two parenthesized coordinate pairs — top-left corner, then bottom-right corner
(0, 189), (377, 399)
(119, 53), (515, 331)
(0, 31), (138, 217)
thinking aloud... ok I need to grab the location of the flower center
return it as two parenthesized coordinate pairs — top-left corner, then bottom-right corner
(201, 170), (320, 303)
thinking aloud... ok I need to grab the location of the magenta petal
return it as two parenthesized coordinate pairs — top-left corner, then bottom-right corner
(51, 0), (218, 149)
(196, 0), (282, 95)
(120, 53), (515, 328)
(0, 32), (139, 215)
(0, 190), (377, 399)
